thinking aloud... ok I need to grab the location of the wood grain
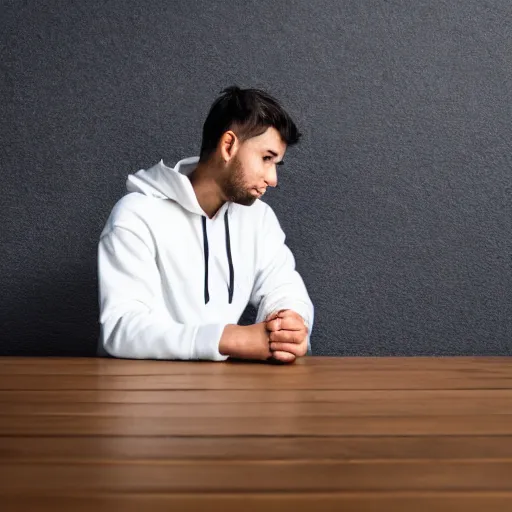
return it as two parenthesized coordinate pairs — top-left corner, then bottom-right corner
(2, 413), (512, 436)
(2, 460), (512, 493)
(1, 388), (512, 405)
(1, 391), (512, 416)
(1, 436), (512, 462)
(1, 368), (511, 390)
(3, 492), (512, 512)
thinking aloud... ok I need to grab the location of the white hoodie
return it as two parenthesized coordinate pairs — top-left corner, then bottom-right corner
(97, 156), (314, 361)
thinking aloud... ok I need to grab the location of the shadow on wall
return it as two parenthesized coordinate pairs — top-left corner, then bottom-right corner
(0, 266), (99, 356)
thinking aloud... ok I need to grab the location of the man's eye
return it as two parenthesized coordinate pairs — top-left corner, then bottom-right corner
(263, 156), (272, 161)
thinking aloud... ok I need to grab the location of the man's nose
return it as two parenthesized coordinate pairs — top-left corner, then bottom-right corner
(265, 167), (278, 188)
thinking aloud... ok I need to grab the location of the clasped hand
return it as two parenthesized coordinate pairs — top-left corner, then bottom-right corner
(265, 309), (308, 363)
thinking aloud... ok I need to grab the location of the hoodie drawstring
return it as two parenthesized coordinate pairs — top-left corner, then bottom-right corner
(224, 210), (235, 304)
(201, 216), (210, 304)
(201, 211), (234, 305)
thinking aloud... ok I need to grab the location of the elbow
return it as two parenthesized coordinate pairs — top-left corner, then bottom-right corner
(102, 337), (121, 359)
(101, 330), (124, 359)
(100, 318), (131, 359)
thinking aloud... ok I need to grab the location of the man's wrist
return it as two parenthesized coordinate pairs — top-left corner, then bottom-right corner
(218, 324), (241, 356)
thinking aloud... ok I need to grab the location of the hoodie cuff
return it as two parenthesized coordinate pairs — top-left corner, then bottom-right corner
(194, 324), (229, 361)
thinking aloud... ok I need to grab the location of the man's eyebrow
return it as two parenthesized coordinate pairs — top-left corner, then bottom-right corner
(266, 149), (285, 165)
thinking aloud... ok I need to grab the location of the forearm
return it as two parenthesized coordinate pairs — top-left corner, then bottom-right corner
(218, 323), (272, 361)
(101, 306), (227, 361)
(218, 324), (242, 357)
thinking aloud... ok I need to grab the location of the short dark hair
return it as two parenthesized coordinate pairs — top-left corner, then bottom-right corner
(199, 86), (301, 162)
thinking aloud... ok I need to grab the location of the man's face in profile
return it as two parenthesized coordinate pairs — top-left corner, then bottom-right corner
(222, 127), (286, 206)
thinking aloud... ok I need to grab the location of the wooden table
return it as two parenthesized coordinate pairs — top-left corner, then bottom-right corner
(0, 356), (511, 511)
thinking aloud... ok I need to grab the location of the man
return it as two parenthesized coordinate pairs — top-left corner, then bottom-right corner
(97, 86), (314, 363)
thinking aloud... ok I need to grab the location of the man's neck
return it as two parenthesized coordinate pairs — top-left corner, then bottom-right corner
(188, 162), (226, 219)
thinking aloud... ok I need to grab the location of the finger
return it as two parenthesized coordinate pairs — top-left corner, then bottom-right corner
(277, 316), (307, 331)
(265, 310), (280, 321)
(266, 317), (300, 332)
(270, 342), (307, 357)
(265, 317), (282, 332)
(275, 309), (300, 320)
(265, 309), (288, 322)
(274, 310), (308, 330)
(266, 310), (307, 332)
(271, 350), (296, 364)
(269, 329), (306, 344)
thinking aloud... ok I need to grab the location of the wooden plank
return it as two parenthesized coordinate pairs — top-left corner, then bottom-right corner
(1, 368), (511, 391)
(1, 436), (512, 462)
(3, 492), (512, 512)
(0, 356), (508, 366)
(2, 388), (512, 406)
(1, 414), (512, 436)
(1, 395), (512, 417)
(1, 461), (512, 493)
(0, 356), (510, 374)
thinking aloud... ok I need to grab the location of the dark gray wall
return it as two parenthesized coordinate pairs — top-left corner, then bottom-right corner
(2, 0), (511, 356)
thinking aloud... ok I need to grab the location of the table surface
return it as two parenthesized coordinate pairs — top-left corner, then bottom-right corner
(1, 356), (512, 511)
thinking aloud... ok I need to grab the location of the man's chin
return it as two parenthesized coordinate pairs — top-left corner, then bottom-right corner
(233, 195), (257, 207)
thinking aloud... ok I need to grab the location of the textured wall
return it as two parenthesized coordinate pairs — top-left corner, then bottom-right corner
(2, 0), (511, 356)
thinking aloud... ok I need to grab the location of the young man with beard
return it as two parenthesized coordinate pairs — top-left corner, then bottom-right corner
(97, 86), (314, 363)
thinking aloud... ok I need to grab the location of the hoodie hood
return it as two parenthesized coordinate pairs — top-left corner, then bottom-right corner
(126, 157), (206, 216)
(126, 156), (234, 306)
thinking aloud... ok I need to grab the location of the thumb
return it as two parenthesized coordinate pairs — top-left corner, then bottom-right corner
(266, 309), (288, 322)
(265, 311), (279, 322)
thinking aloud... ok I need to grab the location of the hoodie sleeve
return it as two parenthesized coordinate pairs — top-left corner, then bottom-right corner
(98, 225), (228, 361)
(249, 204), (314, 352)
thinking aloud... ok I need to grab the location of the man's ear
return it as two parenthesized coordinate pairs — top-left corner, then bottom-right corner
(219, 130), (238, 163)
